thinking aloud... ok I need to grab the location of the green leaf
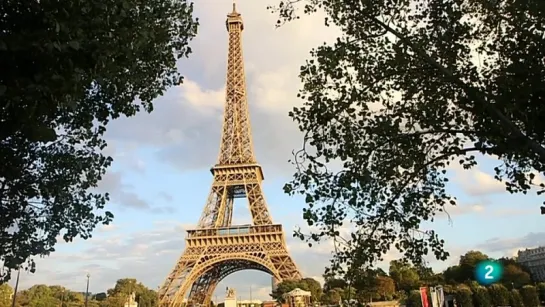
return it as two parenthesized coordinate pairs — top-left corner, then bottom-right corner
(68, 41), (80, 50)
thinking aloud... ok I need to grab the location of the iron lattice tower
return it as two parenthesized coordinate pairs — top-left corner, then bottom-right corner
(157, 3), (302, 306)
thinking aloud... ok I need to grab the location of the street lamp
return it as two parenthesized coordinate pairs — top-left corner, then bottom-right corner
(540, 206), (545, 215)
(85, 273), (91, 307)
(11, 269), (21, 307)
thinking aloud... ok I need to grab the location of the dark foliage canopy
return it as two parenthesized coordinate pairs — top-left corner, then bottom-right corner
(0, 0), (198, 281)
(270, 0), (545, 275)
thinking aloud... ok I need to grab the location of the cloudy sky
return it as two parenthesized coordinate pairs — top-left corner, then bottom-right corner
(9, 0), (544, 302)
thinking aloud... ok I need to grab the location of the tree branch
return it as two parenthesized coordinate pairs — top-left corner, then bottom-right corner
(361, 10), (545, 162)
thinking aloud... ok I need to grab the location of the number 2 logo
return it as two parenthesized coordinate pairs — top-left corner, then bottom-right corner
(484, 265), (494, 279)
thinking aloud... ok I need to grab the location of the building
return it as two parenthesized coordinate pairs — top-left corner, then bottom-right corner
(517, 246), (545, 282)
(262, 300), (289, 307)
(236, 299), (263, 307)
(282, 288), (311, 307)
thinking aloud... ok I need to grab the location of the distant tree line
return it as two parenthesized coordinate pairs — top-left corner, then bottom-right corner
(2, 252), (544, 307)
(0, 278), (157, 307)
(273, 250), (545, 307)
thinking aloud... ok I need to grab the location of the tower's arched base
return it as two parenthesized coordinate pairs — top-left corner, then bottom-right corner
(158, 225), (301, 307)
(188, 259), (273, 306)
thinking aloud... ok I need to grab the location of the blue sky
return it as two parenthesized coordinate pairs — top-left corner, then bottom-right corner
(9, 0), (544, 302)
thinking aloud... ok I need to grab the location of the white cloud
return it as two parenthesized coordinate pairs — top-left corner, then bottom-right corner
(448, 163), (505, 196)
(98, 224), (118, 233)
(435, 197), (534, 220)
(448, 158), (545, 198)
(439, 202), (486, 218)
(477, 232), (545, 253)
(102, 0), (339, 179)
(96, 171), (175, 213)
(104, 141), (146, 173)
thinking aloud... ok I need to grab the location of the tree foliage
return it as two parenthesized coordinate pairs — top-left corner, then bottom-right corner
(389, 261), (420, 292)
(13, 285), (92, 307)
(0, 0), (198, 281)
(323, 276), (347, 292)
(488, 284), (510, 307)
(271, 280), (300, 302)
(537, 282), (545, 304)
(272, 0), (545, 273)
(322, 289), (342, 305)
(94, 293), (107, 302)
(510, 289), (524, 307)
(272, 251), (544, 306)
(347, 267), (396, 302)
(0, 283), (12, 307)
(373, 276), (396, 301)
(472, 286), (491, 307)
(457, 251), (489, 283)
(271, 278), (322, 303)
(441, 251), (533, 291)
(7, 278), (157, 307)
(100, 296), (126, 307)
(301, 278), (323, 302)
(454, 286), (473, 307)
(520, 285), (540, 307)
(502, 264), (532, 288)
(406, 290), (422, 307)
(105, 278), (157, 307)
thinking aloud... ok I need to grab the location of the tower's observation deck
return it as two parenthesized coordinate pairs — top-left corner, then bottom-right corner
(187, 224), (284, 239)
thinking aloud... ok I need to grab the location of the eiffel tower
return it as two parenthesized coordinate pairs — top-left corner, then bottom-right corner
(157, 3), (302, 306)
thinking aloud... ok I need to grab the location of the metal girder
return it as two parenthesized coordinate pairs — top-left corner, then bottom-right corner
(157, 4), (302, 307)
